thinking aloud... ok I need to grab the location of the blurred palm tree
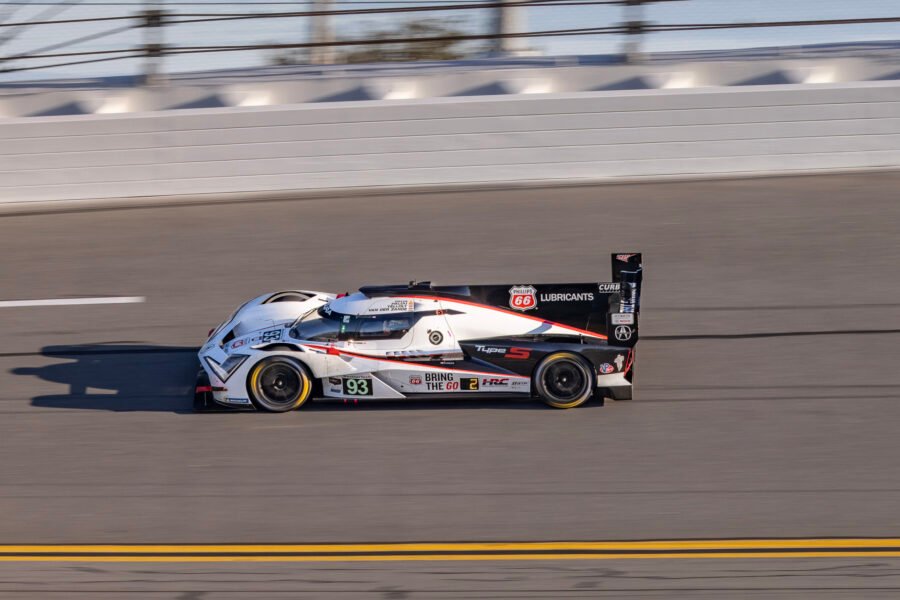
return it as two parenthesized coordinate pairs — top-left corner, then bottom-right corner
(272, 18), (482, 65)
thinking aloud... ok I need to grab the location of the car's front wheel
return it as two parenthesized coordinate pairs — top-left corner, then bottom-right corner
(533, 352), (594, 409)
(247, 356), (312, 412)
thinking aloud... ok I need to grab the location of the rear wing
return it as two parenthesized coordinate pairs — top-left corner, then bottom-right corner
(607, 253), (642, 347)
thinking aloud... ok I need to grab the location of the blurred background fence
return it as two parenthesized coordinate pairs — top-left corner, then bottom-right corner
(0, 1), (898, 203)
(0, 0), (898, 83)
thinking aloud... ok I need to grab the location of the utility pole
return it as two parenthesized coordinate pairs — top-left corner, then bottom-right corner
(308, 0), (335, 65)
(141, 1), (166, 85)
(621, 0), (646, 63)
(492, 0), (528, 56)
(618, 0), (684, 63)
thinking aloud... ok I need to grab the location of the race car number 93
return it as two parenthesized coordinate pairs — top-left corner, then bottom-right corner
(342, 378), (373, 396)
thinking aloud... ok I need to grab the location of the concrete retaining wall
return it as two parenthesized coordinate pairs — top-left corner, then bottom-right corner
(1, 81), (899, 203)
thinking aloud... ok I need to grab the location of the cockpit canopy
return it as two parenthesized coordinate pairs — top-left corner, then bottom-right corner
(325, 293), (417, 316)
(289, 303), (417, 342)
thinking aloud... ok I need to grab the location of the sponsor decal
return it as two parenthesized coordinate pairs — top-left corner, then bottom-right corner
(368, 299), (415, 314)
(424, 372), (456, 391)
(259, 329), (282, 343)
(233, 328), (282, 349)
(611, 313), (635, 325)
(614, 354), (625, 370)
(327, 377), (343, 394)
(509, 285), (538, 311)
(504, 347), (532, 360)
(539, 292), (595, 302)
(598, 283), (621, 293)
(405, 370), (528, 394)
(616, 254), (637, 262)
(342, 377), (373, 396)
(460, 377), (513, 390)
(599, 363), (615, 375)
(321, 304), (333, 315)
(425, 373), (454, 382)
(475, 345), (507, 355)
(461, 377), (479, 391)
(428, 330), (444, 345)
(225, 397), (251, 405)
(426, 381), (459, 391)
(614, 325), (633, 342)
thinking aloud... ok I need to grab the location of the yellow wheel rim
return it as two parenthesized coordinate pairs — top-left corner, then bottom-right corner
(249, 359), (311, 410)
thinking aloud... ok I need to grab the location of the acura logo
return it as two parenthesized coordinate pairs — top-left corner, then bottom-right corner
(614, 325), (632, 341)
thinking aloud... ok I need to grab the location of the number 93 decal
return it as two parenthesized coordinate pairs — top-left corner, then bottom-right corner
(342, 378), (373, 396)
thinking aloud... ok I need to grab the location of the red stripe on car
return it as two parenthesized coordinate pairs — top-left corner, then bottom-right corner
(399, 294), (608, 340)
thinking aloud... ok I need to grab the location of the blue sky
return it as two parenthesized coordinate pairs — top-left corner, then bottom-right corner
(0, 0), (898, 80)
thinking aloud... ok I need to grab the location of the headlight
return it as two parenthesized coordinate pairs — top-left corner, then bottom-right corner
(204, 354), (249, 382)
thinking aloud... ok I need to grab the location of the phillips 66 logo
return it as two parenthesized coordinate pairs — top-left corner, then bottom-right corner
(509, 285), (538, 311)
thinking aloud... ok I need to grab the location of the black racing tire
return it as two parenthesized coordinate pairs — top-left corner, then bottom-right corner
(247, 356), (313, 413)
(533, 352), (595, 409)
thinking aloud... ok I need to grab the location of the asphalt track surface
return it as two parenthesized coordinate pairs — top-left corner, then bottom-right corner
(3, 171), (900, 598)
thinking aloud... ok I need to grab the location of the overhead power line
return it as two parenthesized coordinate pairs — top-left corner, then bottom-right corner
(1, 4), (893, 31)
(0, 0), (654, 28)
(165, 13), (900, 33)
(0, 14), (134, 28)
(1, 23), (135, 61)
(0, 52), (143, 73)
(3, 9), (900, 75)
(651, 16), (900, 32)
(0, 0), (32, 25)
(1, 24), (623, 71)
(0, 0), (83, 48)
(11, 12), (900, 58)
(166, 1), (669, 24)
(0, 0), (626, 4)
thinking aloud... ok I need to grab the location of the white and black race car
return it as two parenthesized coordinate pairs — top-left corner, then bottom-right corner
(195, 253), (642, 412)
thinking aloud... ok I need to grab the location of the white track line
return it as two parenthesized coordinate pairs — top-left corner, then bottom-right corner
(0, 296), (145, 308)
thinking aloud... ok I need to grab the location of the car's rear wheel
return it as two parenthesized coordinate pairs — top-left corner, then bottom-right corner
(533, 352), (594, 409)
(247, 357), (312, 412)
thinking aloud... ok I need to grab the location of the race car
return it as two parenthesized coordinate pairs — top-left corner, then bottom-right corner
(194, 253), (642, 412)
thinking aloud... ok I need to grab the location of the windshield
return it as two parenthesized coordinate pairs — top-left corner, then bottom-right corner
(355, 314), (413, 340)
(289, 305), (418, 342)
(289, 306), (345, 341)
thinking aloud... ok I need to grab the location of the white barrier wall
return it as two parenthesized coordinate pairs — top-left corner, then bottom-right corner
(1, 81), (899, 203)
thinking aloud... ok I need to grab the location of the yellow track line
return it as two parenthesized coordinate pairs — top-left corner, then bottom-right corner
(4, 539), (900, 552)
(5, 539), (900, 552)
(4, 552), (900, 562)
(0, 540), (900, 561)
